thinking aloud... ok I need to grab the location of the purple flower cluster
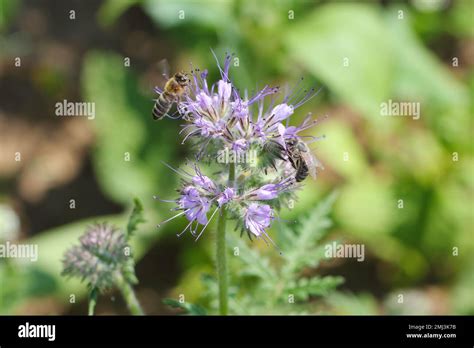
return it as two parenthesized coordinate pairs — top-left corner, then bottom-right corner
(155, 52), (324, 247)
(156, 164), (294, 243)
(179, 53), (323, 155)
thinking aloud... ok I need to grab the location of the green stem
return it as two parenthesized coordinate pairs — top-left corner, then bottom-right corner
(115, 273), (144, 315)
(216, 162), (235, 315)
(88, 288), (98, 316)
(216, 202), (228, 315)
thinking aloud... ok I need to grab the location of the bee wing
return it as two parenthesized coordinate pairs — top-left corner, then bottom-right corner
(157, 59), (171, 80)
(301, 149), (323, 179)
(144, 59), (171, 96)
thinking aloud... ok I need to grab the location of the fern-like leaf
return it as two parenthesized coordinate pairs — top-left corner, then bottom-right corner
(285, 276), (344, 301)
(125, 198), (145, 240)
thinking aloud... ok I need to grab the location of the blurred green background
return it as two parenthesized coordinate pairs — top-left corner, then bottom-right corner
(0, 0), (472, 315)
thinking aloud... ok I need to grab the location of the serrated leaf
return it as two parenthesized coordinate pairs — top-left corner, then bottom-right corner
(282, 191), (338, 276)
(228, 235), (277, 285)
(126, 198), (146, 240)
(285, 276), (344, 302)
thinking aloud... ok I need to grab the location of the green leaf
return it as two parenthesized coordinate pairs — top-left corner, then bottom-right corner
(220, 192), (343, 315)
(286, 4), (470, 151)
(282, 191), (338, 276)
(0, 0), (20, 32)
(162, 298), (207, 315)
(285, 276), (344, 302)
(335, 174), (395, 237)
(318, 120), (369, 181)
(126, 198), (146, 240)
(286, 4), (393, 119)
(97, 0), (141, 27)
(143, 0), (232, 29)
(384, 6), (471, 149)
(326, 292), (378, 315)
(227, 234), (277, 285)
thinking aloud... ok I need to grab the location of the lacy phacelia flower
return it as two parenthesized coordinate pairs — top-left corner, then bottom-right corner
(245, 177), (295, 201)
(217, 187), (235, 207)
(62, 223), (137, 291)
(155, 51), (325, 248)
(244, 203), (274, 242)
(180, 186), (211, 225)
(155, 164), (231, 240)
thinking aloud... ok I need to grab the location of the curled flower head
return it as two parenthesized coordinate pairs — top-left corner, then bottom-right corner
(62, 223), (136, 291)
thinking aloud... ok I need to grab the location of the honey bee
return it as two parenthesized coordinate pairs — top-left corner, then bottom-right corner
(285, 138), (320, 182)
(152, 71), (190, 120)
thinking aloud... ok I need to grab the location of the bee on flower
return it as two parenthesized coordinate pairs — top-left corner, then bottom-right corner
(153, 51), (326, 248)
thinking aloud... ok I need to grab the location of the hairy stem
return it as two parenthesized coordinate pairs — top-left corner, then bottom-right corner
(88, 288), (98, 316)
(216, 162), (235, 315)
(115, 272), (144, 315)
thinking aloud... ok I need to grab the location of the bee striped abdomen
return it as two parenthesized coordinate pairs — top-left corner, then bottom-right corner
(152, 92), (173, 120)
(295, 159), (309, 182)
(152, 72), (190, 120)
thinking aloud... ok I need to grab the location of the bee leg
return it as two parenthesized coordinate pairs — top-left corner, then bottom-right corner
(167, 96), (185, 119)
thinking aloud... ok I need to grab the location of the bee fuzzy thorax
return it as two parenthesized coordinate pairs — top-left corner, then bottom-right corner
(152, 71), (190, 120)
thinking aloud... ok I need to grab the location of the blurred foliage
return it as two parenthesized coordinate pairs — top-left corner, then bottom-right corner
(81, 51), (180, 205)
(0, 0), (472, 314)
(0, 0), (19, 31)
